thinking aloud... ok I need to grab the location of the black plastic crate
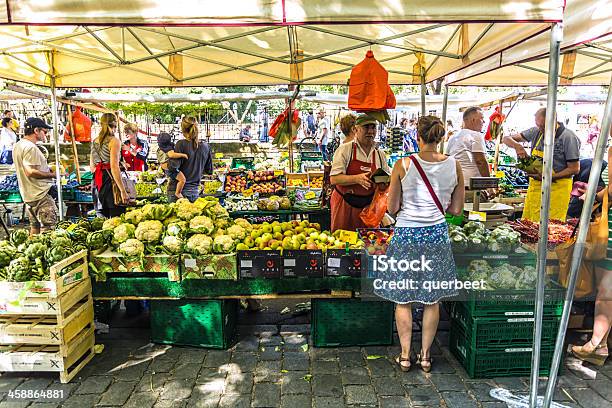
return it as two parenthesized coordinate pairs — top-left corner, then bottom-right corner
(325, 249), (365, 277)
(281, 250), (325, 278)
(237, 250), (282, 279)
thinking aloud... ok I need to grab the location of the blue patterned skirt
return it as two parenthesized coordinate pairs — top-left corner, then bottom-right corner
(372, 223), (458, 304)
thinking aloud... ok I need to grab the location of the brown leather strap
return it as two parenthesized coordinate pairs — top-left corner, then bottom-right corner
(409, 155), (445, 216)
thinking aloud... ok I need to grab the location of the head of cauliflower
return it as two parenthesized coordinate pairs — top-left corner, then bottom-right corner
(186, 234), (213, 255)
(135, 220), (164, 243)
(103, 217), (123, 231)
(119, 238), (144, 258)
(113, 223), (136, 244)
(163, 235), (184, 254)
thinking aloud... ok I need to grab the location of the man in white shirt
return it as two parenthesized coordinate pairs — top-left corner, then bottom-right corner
(317, 110), (330, 161)
(13, 117), (57, 234)
(445, 107), (489, 187)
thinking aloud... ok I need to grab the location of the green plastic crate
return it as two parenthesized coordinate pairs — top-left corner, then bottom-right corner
(450, 302), (560, 349)
(311, 299), (393, 347)
(150, 299), (237, 349)
(0, 190), (22, 203)
(449, 321), (558, 378)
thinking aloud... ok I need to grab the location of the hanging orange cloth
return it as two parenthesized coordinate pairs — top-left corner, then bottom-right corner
(348, 51), (396, 112)
(63, 107), (92, 143)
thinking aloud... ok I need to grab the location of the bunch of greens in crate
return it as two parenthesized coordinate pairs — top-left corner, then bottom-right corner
(462, 259), (543, 290)
(0, 221), (94, 282)
(448, 222), (520, 254)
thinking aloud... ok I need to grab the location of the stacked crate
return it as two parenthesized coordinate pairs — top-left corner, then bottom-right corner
(0, 251), (95, 383)
(386, 127), (404, 152)
(450, 252), (564, 378)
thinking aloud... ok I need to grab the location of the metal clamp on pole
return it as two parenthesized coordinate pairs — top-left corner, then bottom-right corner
(529, 22), (563, 408)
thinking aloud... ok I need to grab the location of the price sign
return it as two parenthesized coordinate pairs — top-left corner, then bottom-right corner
(215, 153), (224, 159)
(495, 171), (506, 178)
(468, 211), (487, 222)
(274, 170), (284, 177)
(242, 188), (254, 197)
(304, 191), (316, 200)
(338, 230), (358, 245)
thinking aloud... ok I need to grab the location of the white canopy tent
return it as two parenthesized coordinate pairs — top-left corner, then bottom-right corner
(0, 1), (564, 87)
(447, 0), (612, 86)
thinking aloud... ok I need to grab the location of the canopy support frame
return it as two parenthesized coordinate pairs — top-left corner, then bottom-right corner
(543, 75), (612, 408)
(48, 51), (64, 221)
(529, 21), (562, 408)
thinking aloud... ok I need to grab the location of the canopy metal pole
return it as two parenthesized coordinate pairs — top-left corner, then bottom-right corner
(529, 22), (562, 408)
(49, 52), (64, 221)
(440, 83), (449, 153)
(420, 73), (427, 116)
(542, 74), (612, 408)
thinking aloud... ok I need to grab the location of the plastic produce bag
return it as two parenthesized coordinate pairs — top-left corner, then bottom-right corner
(360, 186), (389, 228)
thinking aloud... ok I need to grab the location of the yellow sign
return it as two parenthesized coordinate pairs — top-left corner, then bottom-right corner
(274, 170), (284, 177)
(304, 191), (316, 200)
(242, 188), (253, 197)
(338, 230), (358, 245)
(468, 211), (487, 222)
(495, 171), (505, 178)
(215, 153), (224, 159)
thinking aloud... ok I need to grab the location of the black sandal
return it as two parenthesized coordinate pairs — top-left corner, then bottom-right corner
(417, 353), (432, 373)
(395, 355), (411, 372)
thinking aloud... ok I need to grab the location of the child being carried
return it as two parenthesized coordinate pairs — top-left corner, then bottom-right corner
(157, 133), (188, 199)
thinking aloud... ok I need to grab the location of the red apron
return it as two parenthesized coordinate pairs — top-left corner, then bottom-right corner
(331, 143), (378, 232)
(94, 162), (111, 190)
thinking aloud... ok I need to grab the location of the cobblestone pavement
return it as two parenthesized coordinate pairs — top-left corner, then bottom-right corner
(0, 324), (610, 408)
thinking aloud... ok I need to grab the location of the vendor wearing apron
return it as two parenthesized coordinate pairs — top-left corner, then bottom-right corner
(330, 113), (390, 231)
(503, 108), (580, 221)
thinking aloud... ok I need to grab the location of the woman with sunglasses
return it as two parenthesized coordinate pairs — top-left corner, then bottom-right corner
(91, 113), (129, 217)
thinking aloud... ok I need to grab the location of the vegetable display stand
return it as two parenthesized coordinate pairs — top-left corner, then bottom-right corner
(91, 251), (180, 282)
(181, 254), (237, 280)
(449, 319), (559, 379)
(150, 299), (237, 349)
(0, 250), (89, 299)
(0, 255), (96, 383)
(311, 299), (393, 347)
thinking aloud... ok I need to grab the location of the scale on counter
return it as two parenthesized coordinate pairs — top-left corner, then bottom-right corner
(466, 177), (510, 227)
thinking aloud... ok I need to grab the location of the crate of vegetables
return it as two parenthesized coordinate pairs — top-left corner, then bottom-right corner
(181, 253), (237, 280)
(91, 250), (180, 282)
(247, 170), (285, 195)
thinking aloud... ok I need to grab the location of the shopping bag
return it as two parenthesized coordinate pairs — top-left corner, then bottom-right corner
(585, 192), (609, 261)
(359, 186), (389, 228)
(555, 238), (595, 298)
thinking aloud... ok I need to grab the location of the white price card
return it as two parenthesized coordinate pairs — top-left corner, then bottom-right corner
(241, 260), (253, 268)
(184, 258), (197, 268)
(327, 258), (341, 268)
(284, 259), (296, 267)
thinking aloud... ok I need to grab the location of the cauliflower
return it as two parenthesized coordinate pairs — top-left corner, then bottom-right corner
(463, 221), (486, 236)
(189, 215), (215, 234)
(466, 260), (492, 282)
(163, 235), (184, 254)
(119, 238), (144, 258)
(135, 220), (164, 243)
(186, 234), (213, 255)
(175, 198), (201, 221)
(142, 203), (174, 221)
(233, 218), (252, 232)
(489, 264), (521, 289)
(194, 197), (217, 211)
(516, 266), (538, 289)
(227, 224), (246, 241)
(213, 235), (235, 254)
(166, 221), (188, 236)
(216, 218), (231, 230)
(103, 217), (122, 231)
(204, 202), (229, 220)
(113, 223), (136, 244)
(123, 209), (144, 225)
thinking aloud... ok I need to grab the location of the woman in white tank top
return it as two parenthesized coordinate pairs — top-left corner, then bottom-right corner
(373, 116), (464, 373)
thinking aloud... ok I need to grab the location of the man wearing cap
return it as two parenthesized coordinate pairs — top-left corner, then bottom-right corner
(13, 118), (58, 234)
(330, 113), (390, 231)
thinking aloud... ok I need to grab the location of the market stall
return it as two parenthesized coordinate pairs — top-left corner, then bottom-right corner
(0, 2), (584, 395)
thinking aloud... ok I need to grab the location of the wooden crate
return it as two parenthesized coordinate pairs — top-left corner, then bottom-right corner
(0, 280), (93, 345)
(0, 277), (92, 315)
(0, 323), (95, 383)
(0, 250), (88, 299)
